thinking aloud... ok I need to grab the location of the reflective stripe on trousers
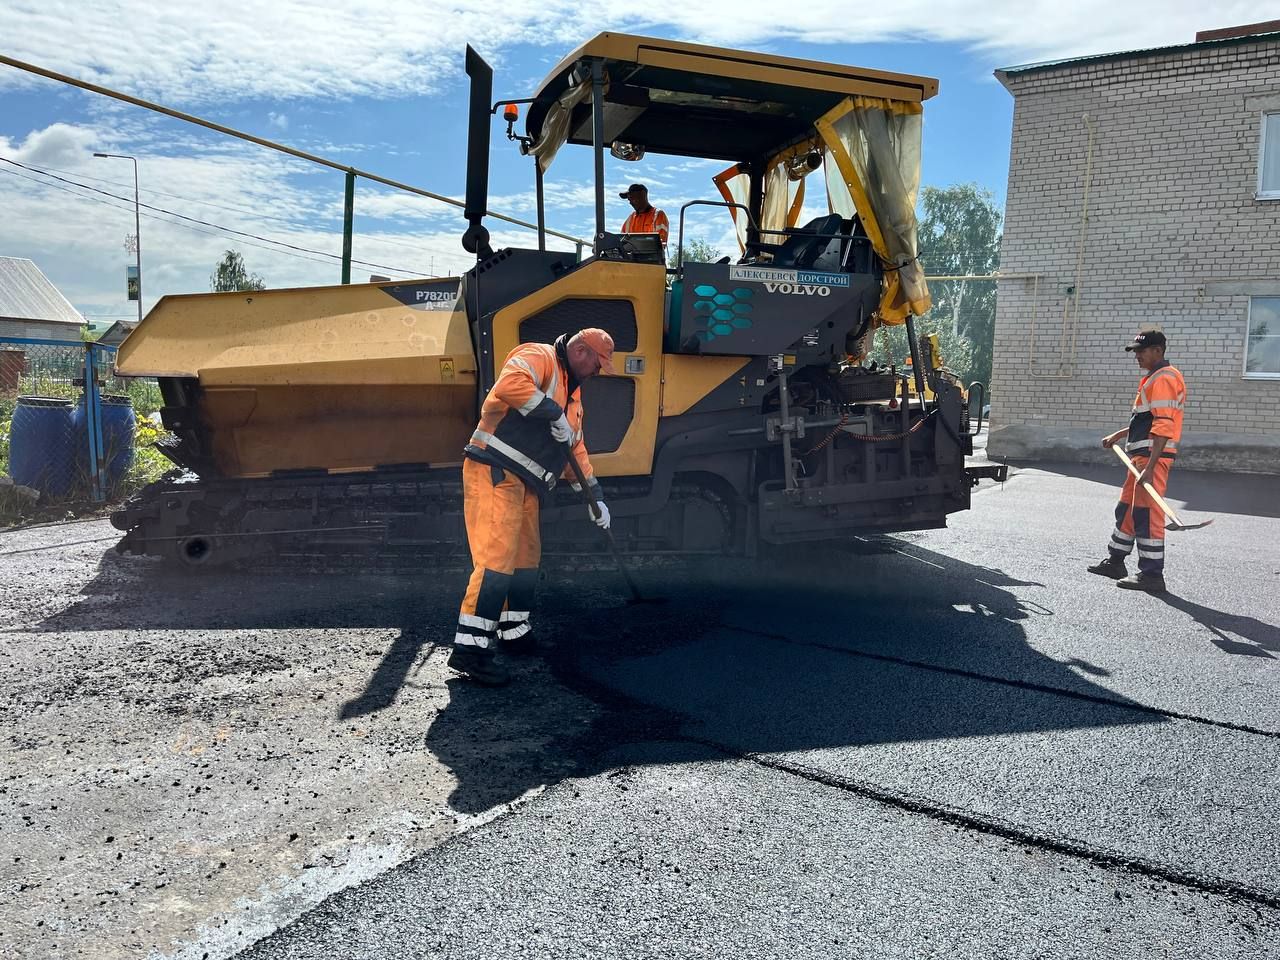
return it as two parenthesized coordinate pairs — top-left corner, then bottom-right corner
(1106, 455), (1172, 574)
(455, 460), (542, 649)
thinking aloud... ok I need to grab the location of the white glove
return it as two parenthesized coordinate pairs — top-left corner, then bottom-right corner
(591, 500), (611, 530)
(550, 413), (572, 443)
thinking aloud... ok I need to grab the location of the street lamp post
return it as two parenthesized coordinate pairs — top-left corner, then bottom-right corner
(93, 152), (142, 324)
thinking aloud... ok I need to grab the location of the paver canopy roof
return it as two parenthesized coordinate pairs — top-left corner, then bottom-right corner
(525, 32), (938, 162)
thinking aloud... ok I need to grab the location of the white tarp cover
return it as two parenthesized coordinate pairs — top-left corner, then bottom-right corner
(529, 78), (593, 173)
(818, 96), (930, 323)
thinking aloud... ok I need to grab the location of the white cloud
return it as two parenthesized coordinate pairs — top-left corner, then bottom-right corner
(3, 2), (1276, 104)
(3, 123), (100, 168)
(4, 2), (1278, 318)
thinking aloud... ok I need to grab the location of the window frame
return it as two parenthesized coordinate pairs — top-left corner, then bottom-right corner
(1259, 111), (1280, 201)
(1244, 295), (1280, 380)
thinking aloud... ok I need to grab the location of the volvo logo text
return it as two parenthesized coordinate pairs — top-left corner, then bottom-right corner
(763, 282), (831, 297)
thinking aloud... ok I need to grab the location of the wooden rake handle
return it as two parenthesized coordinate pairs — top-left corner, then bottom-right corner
(1111, 445), (1212, 531)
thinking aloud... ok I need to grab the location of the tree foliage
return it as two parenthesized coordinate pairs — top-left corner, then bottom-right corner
(916, 183), (1002, 386)
(680, 237), (724, 264)
(210, 250), (266, 292)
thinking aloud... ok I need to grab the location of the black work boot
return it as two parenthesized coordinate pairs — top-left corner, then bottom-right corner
(498, 623), (537, 656)
(1116, 571), (1167, 593)
(1087, 556), (1128, 580)
(447, 645), (510, 686)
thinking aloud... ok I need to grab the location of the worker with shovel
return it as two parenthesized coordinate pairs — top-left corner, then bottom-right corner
(449, 328), (616, 685)
(1088, 330), (1186, 593)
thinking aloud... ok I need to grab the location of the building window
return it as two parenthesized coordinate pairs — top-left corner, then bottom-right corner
(1245, 297), (1280, 379)
(1261, 113), (1280, 199)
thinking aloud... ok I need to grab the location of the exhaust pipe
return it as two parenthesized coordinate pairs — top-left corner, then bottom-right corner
(462, 46), (494, 260)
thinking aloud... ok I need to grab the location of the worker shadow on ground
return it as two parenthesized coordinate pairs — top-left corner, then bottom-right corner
(429, 540), (1165, 816)
(1155, 591), (1280, 659)
(1020, 460), (1280, 519)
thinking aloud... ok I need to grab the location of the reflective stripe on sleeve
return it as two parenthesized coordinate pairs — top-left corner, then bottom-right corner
(519, 389), (547, 415)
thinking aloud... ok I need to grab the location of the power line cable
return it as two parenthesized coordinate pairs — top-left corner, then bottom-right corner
(0, 157), (434, 275)
(6, 156), (469, 272)
(33, 158), (470, 260)
(0, 164), (340, 269)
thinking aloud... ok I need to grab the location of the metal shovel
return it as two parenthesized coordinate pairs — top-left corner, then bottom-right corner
(564, 444), (665, 605)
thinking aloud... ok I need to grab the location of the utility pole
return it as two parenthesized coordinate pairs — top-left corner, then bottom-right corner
(93, 152), (142, 323)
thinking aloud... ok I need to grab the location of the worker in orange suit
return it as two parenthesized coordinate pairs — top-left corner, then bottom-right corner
(449, 328), (616, 685)
(619, 183), (669, 246)
(1088, 329), (1186, 593)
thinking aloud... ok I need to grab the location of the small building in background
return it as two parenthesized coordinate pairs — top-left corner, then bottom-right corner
(0, 256), (85, 340)
(97, 320), (138, 348)
(0, 257), (86, 393)
(988, 22), (1280, 473)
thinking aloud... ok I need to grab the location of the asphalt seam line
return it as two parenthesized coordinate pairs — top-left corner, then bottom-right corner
(723, 623), (1280, 741)
(678, 735), (1280, 912)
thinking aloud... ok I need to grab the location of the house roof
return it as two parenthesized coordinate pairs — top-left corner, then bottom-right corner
(0, 257), (83, 325)
(97, 319), (137, 347)
(996, 24), (1280, 86)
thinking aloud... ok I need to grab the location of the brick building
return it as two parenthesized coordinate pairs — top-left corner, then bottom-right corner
(987, 23), (1280, 473)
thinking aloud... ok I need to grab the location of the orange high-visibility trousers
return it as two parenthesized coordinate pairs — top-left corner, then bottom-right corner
(454, 458), (540, 650)
(1107, 454), (1172, 574)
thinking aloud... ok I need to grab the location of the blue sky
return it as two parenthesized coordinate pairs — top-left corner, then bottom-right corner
(0, 2), (1273, 326)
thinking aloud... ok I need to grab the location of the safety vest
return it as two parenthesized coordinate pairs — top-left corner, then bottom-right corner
(1126, 360), (1185, 458)
(464, 339), (595, 495)
(621, 207), (669, 245)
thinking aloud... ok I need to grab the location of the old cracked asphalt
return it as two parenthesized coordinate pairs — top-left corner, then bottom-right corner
(2, 460), (1278, 959)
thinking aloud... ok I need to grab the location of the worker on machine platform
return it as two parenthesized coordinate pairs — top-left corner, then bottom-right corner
(1089, 329), (1186, 593)
(449, 328), (617, 685)
(619, 183), (669, 246)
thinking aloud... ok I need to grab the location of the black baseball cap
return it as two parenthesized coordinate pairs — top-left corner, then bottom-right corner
(618, 183), (647, 198)
(1124, 330), (1167, 351)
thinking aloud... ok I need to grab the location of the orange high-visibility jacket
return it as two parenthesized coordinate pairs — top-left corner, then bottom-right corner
(1126, 360), (1185, 458)
(464, 339), (596, 496)
(621, 207), (669, 245)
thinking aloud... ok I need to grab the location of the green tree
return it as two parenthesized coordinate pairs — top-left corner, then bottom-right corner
(680, 237), (724, 264)
(210, 250), (266, 292)
(916, 183), (1002, 386)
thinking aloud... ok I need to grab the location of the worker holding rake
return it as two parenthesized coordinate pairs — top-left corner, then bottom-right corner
(1088, 329), (1186, 593)
(449, 328), (617, 686)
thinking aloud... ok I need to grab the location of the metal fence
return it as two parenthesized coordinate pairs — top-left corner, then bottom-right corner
(0, 336), (163, 506)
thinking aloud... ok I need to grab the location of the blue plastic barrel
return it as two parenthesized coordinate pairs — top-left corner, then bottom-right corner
(99, 395), (137, 492)
(71, 393), (137, 494)
(9, 397), (76, 498)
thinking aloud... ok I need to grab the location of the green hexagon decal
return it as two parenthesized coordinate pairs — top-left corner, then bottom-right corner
(687, 282), (754, 342)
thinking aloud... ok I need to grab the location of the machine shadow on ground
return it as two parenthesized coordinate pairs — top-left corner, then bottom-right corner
(428, 540), (1166, 815)
(37, 541), (1166, 818)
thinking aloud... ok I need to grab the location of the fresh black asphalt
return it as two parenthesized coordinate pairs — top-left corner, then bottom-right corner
(231, 462), (1280, 959)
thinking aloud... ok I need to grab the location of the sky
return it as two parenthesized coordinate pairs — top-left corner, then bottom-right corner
(1, 1), (1275, 328)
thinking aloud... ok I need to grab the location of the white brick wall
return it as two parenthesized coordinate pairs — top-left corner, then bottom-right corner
(989, 37), (1280, 472)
